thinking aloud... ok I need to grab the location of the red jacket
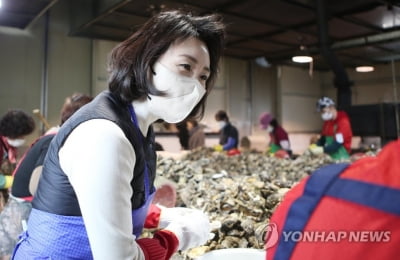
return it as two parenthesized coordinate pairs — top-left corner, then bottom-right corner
(267, 140), (400, 260)
(321, 110), (352, 153)
(270, 125), (289, 147)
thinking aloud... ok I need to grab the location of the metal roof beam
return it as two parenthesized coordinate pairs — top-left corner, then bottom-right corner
(70, 0), (131, 35)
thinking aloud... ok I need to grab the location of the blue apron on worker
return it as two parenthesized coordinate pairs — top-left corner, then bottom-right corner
(12, 103), (156, 259)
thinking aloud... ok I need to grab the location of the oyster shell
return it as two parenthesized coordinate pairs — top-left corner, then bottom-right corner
(150, 147), (353, 259)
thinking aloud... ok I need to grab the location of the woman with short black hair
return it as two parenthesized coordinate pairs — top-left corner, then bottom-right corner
(13, 10), (225, 260)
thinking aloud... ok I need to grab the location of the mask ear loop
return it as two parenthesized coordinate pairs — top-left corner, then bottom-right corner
(150, 66), (156, 75)
(147, 66), (157, 101)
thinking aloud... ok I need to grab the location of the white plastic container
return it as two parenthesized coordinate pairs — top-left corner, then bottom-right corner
(195, 248), (266, 260)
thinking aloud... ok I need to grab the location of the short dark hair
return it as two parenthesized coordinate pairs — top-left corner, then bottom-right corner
(60, 93), (93, 125)
(0, 109), (35, 139)
(108, 10), (225, 119)
(215, 110), (229, 121)
(270, 118), (279, 128)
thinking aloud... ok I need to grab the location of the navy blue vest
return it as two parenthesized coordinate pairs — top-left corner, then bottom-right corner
(33, 91), (157, 215)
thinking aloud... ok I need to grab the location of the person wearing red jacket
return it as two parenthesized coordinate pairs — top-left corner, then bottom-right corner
(266, 139), (400, 260)
(309, 97), (352, 160)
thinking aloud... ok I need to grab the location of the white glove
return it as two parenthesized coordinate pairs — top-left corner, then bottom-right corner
(279, 140), (290, 151)
(163, 208), (211, 251)
(158, 206), (199, 229)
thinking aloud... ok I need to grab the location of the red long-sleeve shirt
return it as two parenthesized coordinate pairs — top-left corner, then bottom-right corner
(321, 111), (352, 153)
(269, 125), (290, 147)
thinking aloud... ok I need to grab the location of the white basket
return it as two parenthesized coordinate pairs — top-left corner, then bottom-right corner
(195, 248), (266, 260)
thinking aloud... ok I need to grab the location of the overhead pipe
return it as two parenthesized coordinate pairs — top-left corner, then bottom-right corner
(331, 30), (400, 51)
(316, 0), (353, 109)
(267, 29), (400, 65)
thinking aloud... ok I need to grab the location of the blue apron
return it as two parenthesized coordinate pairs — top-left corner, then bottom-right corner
(12, 105), (156, 259)
(128, 103), (157, 238)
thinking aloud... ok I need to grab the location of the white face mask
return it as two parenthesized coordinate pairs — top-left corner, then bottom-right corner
(321, 112), (333, 121)
(218, 121), (226, 130)
(6, 138), (26, 147)
(148, 62), (206, 123)
(267, 125), (274, 133)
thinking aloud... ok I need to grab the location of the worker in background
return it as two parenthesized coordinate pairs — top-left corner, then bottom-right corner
(309, 97), (352, 160)
(214, 110), (239, 153)
(187, 119), (205, 150)
(0, 110), (35, 210)
(12, 10), (225, 260)
(239, 136), (252, 153)
(267, 139), (400, 260)
(0, 93), (92, 260)
(176, 120), (189, 150)
(259, 112), (291, 158)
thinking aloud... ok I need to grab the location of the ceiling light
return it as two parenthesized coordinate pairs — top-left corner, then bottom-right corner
(355, 66), (374, 72)
(292, 55), (313, 63)
(0, 0), (2, 9)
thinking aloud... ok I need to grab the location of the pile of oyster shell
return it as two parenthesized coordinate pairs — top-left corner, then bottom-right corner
(148, 147), (343, 259)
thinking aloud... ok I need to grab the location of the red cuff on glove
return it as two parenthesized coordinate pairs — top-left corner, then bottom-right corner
(137, 230), (179, 260)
